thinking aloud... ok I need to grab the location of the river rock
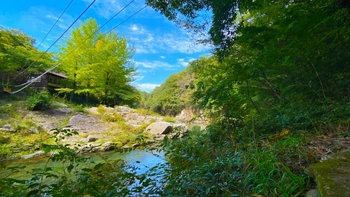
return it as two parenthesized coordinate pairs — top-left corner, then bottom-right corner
(78, 143), (100, 153)
(173, 123), (188, 133)
(306, 189), (321, 197)
(308, 149), (350, 197)
(0, 124), (16, 132)
(145, 122), (172, 135)
(115, 106), (131, 113)
(22, 151), (44, 159)
(87, 135), (98, 142)
(101, 142), (116, 151)
(28, 127), (39, 134)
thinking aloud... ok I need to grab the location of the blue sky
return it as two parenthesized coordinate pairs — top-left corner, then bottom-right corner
(0, 0), (212, 92)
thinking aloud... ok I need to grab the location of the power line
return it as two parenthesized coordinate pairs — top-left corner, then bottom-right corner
(9, 65), (59, 94)
(63, 0), (136, 59)
(107, 5), (148, 34)
(16, 0), (96, 77)
(36, 0), (74, 50)
(9, 2), (148, 94)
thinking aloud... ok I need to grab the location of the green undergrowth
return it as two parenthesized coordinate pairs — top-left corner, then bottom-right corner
(155, 124), (312, 196)
(0, 129), (154, 196)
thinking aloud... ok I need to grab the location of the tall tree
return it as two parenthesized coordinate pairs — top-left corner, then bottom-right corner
(57, 19), (138, 105)
(0, 28), (53, 86)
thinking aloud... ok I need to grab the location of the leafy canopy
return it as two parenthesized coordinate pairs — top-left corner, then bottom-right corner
(57, 18), (139, 106)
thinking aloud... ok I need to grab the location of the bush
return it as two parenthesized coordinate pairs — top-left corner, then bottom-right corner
(26, 90), (51, 111)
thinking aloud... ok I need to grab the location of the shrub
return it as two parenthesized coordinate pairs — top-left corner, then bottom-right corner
(26, 90), (51, 111)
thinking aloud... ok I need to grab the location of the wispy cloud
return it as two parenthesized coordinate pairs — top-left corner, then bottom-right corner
(18, 6), (76, 50)
(177, 58), (196, 67)
(135, 60), (177, 70)
(135, 83), (160, 92)
(125, 24), (212, 55)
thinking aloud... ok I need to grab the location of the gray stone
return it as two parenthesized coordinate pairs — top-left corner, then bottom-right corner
(116, 106), (131, 113)
(306, 189), (321, 197)
(22, 151), (44, 159)
(122, 145), (132, 149)
(172, 123), (188, 133)
(309, 150), (350, 197)
(77, 143), (100, 153)
(28, 127), (40, 134)
(87, 135), (98, 142)
(101, 142), (116, 151)
(53, 108), (72, 114)
(145, 140), (156, 144)
(0, 124), (16, 132)
(90, 146), (101, 152)
(67, 113), (98, 127)
(78, 144), (91, 153)
(145, 122), (172, 135)
(132, 143), (140, 148)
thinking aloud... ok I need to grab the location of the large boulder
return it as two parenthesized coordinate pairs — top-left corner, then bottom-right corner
(144, 122), (172, 135)
(308, 149), (350, 197)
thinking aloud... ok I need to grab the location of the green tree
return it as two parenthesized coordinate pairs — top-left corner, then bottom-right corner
(57, 19), (139, 105)
(0, 27), (53, 88)
(146, 65), (195, 115)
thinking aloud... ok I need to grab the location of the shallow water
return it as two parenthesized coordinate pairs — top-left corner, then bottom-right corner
(0, 149), (165, 179)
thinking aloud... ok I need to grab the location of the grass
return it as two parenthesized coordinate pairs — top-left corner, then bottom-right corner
(135, 108), (159, 116)
(0, 130), (54, 159)
(162, 116), (176, 123)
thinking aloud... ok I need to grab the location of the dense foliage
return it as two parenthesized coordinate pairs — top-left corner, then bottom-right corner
(57, 19), (140, 106)
(0, 28), (54, 91)
(1, 0), (349, 196)
(145, 65), (195, 115)
(143, 0), (350, 196)
(0, 129), (155, 197)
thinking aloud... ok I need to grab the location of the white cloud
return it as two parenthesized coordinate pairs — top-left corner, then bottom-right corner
(135, 83), (160, 92)
(133, 75), (144, 82)
(177, 58), (196, 67)
(131, 24), (139, 31)
(135, 60), (177, 70)
(17, 6), (76, 50)
(126, 26), (212, 55)
(160, 56), (166, 59)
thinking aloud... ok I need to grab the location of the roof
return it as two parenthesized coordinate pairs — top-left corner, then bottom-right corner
(47, 72), (68, 79)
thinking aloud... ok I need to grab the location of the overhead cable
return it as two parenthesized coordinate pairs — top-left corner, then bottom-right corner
(16, 0), (96, 77)
(107, 5), (148, 34)
(9, 65), (59, 94)
(63, 0), (136, 58)
(9, 2), (148, 94)
(36, 0), (74, 50)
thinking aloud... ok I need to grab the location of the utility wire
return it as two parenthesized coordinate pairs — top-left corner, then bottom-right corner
(107, 5), (148, 34)
(15, 0), (96, 78)
(36, 0), (74, 50)
(9, 65), (59, 94)
(9, 2), (148, 94)
(63, 0), (135, 58)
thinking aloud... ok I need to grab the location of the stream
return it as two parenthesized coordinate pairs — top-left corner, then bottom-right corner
(0, 149), (165, 180)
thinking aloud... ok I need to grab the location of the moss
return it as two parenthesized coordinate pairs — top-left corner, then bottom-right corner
(309, 150), (350, 197)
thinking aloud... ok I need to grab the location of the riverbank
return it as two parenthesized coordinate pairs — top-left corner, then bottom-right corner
(0, 100), (206, 160)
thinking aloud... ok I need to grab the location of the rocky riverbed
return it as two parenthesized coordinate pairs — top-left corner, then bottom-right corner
(0, 103), (207, 159)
